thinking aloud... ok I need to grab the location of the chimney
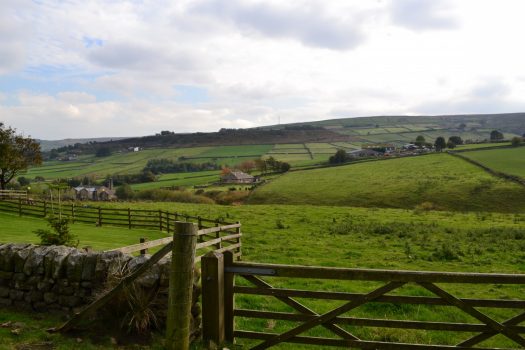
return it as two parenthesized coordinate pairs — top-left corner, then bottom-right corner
(109, 178), (114, 190)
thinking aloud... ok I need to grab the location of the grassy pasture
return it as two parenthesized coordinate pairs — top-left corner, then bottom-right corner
(455, 142), (510, 150)
(2, 201), (525, 348)
(272, 143), (306, 149)
(249, 153), (525, 212)
(461, 146), (525, 178)
(130, 170), (221, 190)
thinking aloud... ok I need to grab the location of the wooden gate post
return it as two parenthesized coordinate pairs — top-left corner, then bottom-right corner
(202, 251), (225, 346)
(166, 221), (198, 350)
(223, 250), (235, 343)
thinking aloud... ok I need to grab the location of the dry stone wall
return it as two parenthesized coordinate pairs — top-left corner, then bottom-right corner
(0, 243), (201, 338)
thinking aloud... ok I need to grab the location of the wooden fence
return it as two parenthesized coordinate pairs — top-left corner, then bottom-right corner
(108, 222), (242, 262)
(0, 190), (27, 200)
(201, 251), (525, 349)
(0, 198), (231, 233)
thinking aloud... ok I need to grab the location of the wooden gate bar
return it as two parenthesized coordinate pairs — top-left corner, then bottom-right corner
(250, 281), (405, 350)
(241, 274), (359, 341)
(227, 262), (525, 284)
(233, 309), (525, 333)
(459, 311), (525, 347)
(419, 282), (525, 347)
(234, 331), (518, 350)
(233, 285), (525, 308)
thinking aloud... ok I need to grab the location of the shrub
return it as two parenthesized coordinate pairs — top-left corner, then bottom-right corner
(431, 243), (462, 261)
(34, 216), (77, 246)
(116, 183), (135, 200)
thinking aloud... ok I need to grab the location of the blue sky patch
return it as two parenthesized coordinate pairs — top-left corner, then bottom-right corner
(174, 85), (210, 104)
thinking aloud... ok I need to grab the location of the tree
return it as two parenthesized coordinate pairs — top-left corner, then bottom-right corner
(511, 137), (522, 147)
(415, 135), (426, 147)
(434, 137), (447, 152)
(329, 149), (350, 164)
(490, 130), (504, 141)
(116, 183), (134, 200)
(448, 136), (463, 146)
(280, 162), (291, 172)
(0, 123), (42, 190)
(446, 140), (456, 149)
(95, 147), (112, 157)
(17, 176), (30, 187)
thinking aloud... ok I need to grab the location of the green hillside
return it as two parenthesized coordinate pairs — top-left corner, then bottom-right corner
(460, 146), (525, 178)
(249, 153), (525, 212)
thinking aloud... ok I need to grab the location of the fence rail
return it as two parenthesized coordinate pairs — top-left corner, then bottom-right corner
(108, 223), (243, 261)
(0, 198), (233, 233)
(0, 190), (27, 199)
(201, 252), (525, 350)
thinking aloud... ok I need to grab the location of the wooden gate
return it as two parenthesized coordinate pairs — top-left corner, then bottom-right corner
(202, 251), (525, 349)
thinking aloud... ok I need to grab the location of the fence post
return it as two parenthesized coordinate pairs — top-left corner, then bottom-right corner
(159, 210), (163, 231)
(202, 251), (225, 346)
(71, 203), (75, 223)
(139, 237), (148, 255)
(167, 213), (171, 233)
(166, 221), (197, 350)
(18, 197), (22, 216)
(215, 221), (221, 250)
(223, 250), (235, 343)
(128, 208), (131, 229)
(236, 221), (242, 260)
(98, 207), (102, 226)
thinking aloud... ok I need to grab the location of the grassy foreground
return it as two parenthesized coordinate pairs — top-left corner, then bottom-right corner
(2, 202), (525, 348)
(248, 153), (525, 212)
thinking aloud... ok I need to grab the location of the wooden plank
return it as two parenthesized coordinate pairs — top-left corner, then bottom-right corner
(201, 251), (225, 345)
(107, 236), (173, 254)
(215, 243), (241, 254)
(198, 224), (241, 236)
(419, 282), (525, 347)
(234, 331), (518, 349)
(224, 251), (235, 343)
(228, 261), (525, 284)
(50, 240), (174, 333)
(233, 309), (525, 333)
(459, 311), (525, 347)
(195, 234), (243, 250)
(250, 282), (404, 350)
(232, 286), (525, 308)
(166, 222), (197, 350)
(242, 275), (359, 343)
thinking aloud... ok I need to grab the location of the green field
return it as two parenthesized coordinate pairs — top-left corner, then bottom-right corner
(455, 142), (511, 150)
(461, 146), (525, 178)
(80, 201), (525, 348)
(2, 199), (525, 348)
(130, 170), (221, 190)
(249, 153), (525, 212)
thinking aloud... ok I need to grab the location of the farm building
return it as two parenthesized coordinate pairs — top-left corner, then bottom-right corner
(73, 186), (116, 201)
(221, 171), (257, 184)
(348, 149), (381, 158)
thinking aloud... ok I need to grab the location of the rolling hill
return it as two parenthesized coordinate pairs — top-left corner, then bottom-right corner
(248, 152), (525, 212)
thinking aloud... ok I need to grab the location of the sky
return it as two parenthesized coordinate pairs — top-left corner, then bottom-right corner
(1, 0), (525, 139)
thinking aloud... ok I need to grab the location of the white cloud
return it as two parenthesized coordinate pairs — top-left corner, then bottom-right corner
(2, 0), (525, 139)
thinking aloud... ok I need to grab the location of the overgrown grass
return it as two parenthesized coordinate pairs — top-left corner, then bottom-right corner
(249, 153), (525, 212)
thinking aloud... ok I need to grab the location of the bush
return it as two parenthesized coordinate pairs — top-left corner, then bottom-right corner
(431, 243), (462, 261)
(116, 183), (135, 200)
(34, 216), (77, 246)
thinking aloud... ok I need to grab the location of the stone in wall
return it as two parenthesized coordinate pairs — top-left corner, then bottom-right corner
(0, 243), (201, 339)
